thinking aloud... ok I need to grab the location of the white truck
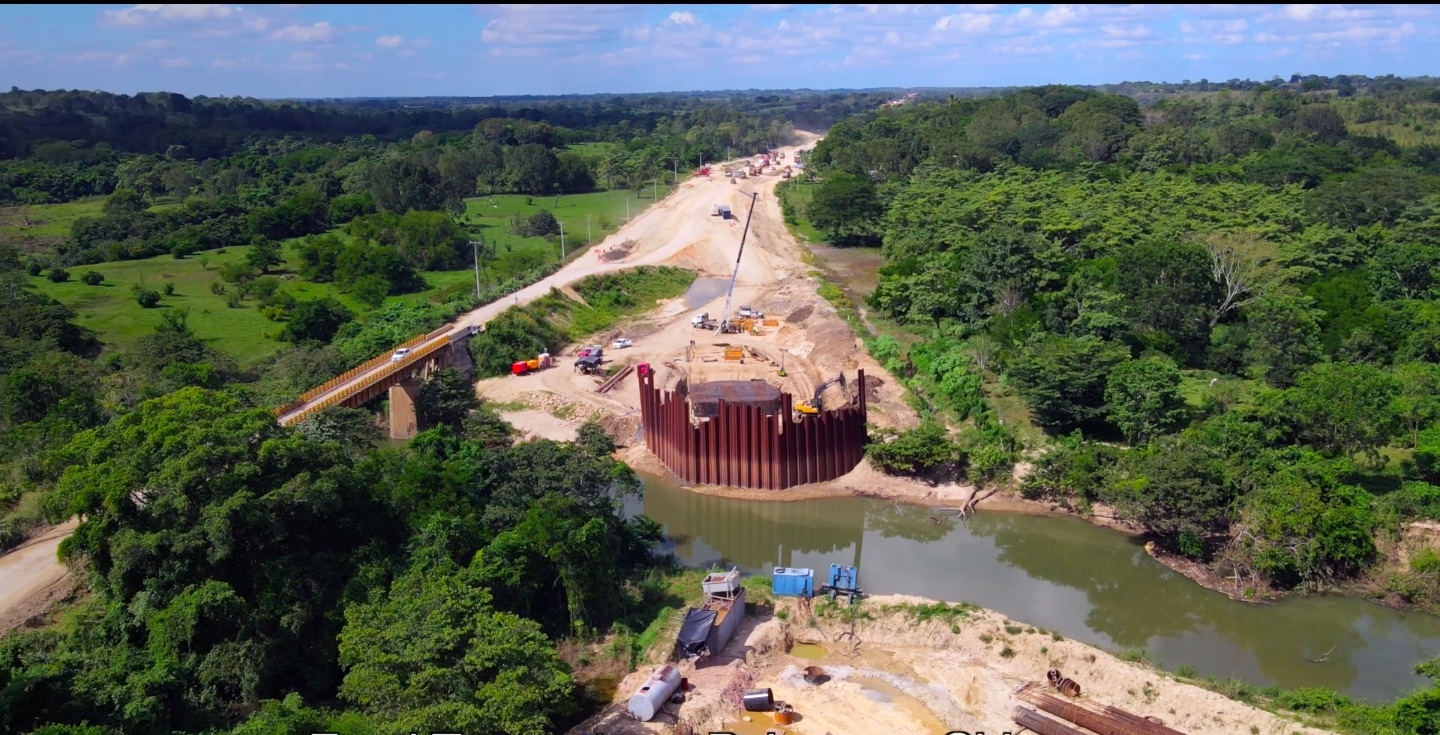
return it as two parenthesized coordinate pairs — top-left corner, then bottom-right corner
(737, 306), (764, 319)
(691, 312), (718, 330)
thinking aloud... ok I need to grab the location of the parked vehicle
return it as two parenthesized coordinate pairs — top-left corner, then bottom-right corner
(576, 345), (604, 359)
(390, 347), (412, 362)
(737, 306), (764, 319)
(611, 337), (633, 349)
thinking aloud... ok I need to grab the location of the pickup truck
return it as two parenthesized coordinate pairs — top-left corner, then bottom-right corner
(737, 306), (764, 319)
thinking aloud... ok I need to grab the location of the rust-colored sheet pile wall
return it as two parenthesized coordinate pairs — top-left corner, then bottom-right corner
(638, 369), (869, 490)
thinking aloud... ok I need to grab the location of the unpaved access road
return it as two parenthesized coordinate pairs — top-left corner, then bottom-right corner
(472, 132), (919, 443)
(0, 519), (77, 634)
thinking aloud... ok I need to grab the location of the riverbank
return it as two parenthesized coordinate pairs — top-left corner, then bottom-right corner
(567, 591), (1340, 735)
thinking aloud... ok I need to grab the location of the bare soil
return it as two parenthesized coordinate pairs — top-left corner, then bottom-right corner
(472, 134), (918, 441)
(0, 520), (78, 635)
(566, 594), (1339, 735)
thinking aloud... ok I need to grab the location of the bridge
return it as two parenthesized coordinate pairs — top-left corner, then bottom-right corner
(269, 137), (813, 441)
(273, 323), (477, 439)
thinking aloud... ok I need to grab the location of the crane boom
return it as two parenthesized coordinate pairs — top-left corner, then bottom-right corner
(719, 191), (760, 330)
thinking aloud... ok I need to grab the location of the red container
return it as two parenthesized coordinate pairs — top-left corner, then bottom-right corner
(511, 362), (529, 375)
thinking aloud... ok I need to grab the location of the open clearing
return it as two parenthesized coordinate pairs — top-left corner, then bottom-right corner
(24, 189), (675, 364)
(470, 134), (919, 450)
(571, 594), (1336, 735)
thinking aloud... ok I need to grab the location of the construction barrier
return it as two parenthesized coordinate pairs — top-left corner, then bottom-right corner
(637, 369), (869, 490)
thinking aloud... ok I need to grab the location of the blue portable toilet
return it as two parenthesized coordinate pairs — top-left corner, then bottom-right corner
(828, 564), (859, 593)
(771, 567), (814, 597)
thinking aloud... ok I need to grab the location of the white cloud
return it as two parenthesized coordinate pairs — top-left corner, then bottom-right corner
(0, 44), (41, 65)
(160, 57), (192, 68)
(271, 22), (336, 42)
(1183, 53), (1208, 60)
(376, 34), (403, 48)
(668, 11), (697, 26)
(1284, 4), (1318, 21)
(139, 39), (170, 50)
(72, 50), (136, 64)
(479, 5), (643, 51)
(290, 50), (319, 61)
(101, 4), (238, 27)
(1101, 24), (1152, 38)
(751, 4), (792, 10)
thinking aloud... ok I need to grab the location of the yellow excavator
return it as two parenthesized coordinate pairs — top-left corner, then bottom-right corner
(794, 376), (843, 417)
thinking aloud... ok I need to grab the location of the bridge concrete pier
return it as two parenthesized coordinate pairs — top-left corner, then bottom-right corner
(388, 379), (421, 441)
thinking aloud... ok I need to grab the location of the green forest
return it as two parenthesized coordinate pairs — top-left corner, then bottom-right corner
(805, 76), (1440, 590)
(790, 76), (1440, 734)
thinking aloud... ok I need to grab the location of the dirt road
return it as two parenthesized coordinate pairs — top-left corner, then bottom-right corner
(472, 133), (918, 440)
(0, 519), (76, 634)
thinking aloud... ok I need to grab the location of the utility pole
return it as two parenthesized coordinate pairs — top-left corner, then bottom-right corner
(626, 196), (630, 222)
(559, 221), (566, 259)
(673, 158), (679, 185)
(469, 239), (483, 299)
(586, 214), (591, 244)
(653, 177), (658, 202)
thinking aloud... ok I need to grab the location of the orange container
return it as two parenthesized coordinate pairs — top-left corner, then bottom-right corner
(773, 704), (795, 725)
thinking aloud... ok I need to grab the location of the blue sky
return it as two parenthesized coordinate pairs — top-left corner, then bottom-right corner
(1, 4), (1436, 99)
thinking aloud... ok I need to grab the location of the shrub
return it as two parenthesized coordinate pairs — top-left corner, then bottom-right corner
(81, 270), (105, 286)
(136, 288), (161, 308)
(210, 281), (227, 295)
(163, 282), (175, 296)
(47, 267), (70, 283)
(866, 422), (963, 475)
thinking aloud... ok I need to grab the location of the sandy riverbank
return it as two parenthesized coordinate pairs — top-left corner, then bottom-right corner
(567, 592), (1338, 735)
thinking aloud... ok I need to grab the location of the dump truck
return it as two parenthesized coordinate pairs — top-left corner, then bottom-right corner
(691, 312), (719, 330)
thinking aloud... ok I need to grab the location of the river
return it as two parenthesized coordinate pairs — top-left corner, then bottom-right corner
(626, 473), (1440, 702)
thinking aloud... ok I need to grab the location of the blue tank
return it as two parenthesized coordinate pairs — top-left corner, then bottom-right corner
(771, 567), (814, 597)
(828, 564), (859, 593)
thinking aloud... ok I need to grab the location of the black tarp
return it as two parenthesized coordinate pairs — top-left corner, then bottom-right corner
(676, 608), (716, 656)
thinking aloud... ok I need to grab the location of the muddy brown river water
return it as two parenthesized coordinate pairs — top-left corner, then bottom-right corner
(627, 473), (1440, 702)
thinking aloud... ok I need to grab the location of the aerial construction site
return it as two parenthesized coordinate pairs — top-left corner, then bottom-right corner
(470, 134), (917, 466)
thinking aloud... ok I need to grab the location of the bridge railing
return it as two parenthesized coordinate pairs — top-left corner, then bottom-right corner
(273, 332), (434, 417)
(279, 331), (455, 426)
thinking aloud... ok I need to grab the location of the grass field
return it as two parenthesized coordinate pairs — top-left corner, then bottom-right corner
(462, 187), (674, 281)
(27, 188), (675, 365)
(777, 179), (828, 244)
(564, 142), (621, 157)
(0, 196), (185, 244)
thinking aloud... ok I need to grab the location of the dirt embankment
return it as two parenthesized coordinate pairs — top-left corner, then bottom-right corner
(568, 594), (1338, 735)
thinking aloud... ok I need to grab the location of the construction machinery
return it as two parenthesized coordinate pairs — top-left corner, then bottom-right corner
(716, 192), (760, 335)
(691, 312), (719, 330)
(795, 375), (845, 416)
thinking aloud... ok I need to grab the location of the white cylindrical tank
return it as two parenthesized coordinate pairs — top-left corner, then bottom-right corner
(627, 664), (683, 721)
